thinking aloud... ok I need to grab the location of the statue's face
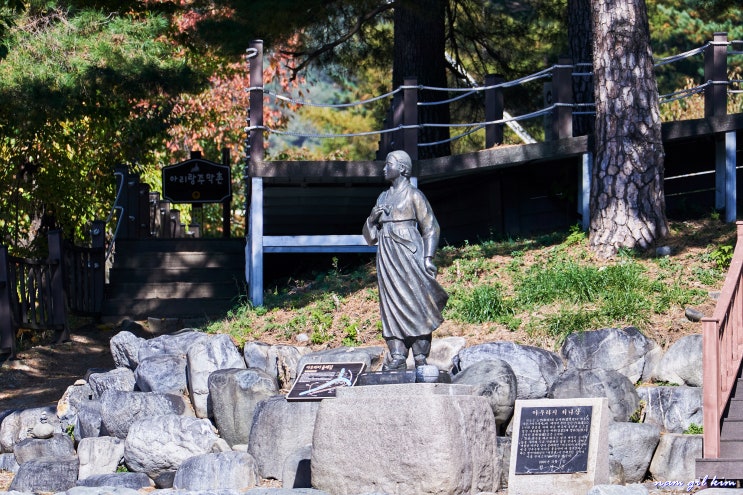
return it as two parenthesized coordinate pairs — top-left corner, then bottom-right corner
(384, 157), (402, 181)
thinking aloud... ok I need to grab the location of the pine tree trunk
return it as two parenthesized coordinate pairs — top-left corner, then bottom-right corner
(393, 0), (450, 159)
(589, 0), (668, 257)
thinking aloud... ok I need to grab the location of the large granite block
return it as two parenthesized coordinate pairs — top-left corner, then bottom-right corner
(311, 383), (497, 495)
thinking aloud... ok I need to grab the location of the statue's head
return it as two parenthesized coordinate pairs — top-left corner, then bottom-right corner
(387, 150), (412, 178)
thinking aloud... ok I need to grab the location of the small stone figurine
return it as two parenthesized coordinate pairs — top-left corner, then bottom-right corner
(363, 150), (449, 371)
(28, 412), (54, 439)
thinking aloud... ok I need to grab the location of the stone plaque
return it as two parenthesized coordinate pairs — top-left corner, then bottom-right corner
(508, 398), (609, 495)
(287, 362), (365, 401)
(514, 405), (592, 474)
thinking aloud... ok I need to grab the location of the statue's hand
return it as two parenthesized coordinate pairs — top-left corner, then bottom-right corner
(369, 205), (387, 224)
(424, 257), (437, 276)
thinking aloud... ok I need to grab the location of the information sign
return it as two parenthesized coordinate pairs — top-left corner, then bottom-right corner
(287, 362), (366, 401)
(162, 159), (231, 203)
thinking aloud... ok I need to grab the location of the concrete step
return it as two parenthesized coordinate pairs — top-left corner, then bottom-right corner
(108, 267), (243, 284)
(113, 251), (243, 269)
(106, 281), (242, 300)
(721, 440), (743, 458)
(726, 399), (743, 420)
(721, 419), (743, 440)
(114, 238), (245, 254)
(696, 458), (743, 480)
(101, 297), (237, 320)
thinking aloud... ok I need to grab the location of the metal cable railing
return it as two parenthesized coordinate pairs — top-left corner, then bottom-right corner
(246, 39), (740, 147)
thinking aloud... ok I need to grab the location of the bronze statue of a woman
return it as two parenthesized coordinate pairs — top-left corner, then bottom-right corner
(363, 150), (449, 371)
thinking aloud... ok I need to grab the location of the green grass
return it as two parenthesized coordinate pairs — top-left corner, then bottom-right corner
(204, 219), (734, 350)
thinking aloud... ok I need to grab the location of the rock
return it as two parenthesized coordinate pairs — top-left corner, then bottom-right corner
(549, 369), (640, 422)
(88, 368), (136, 398)
(76, 472), (155, 490)
(451, 359), (517, 431)
(0, 452), (19, 472)
(248, 396), (320, 480)
(456, 341), (563, 399)
(109, 331), (146, 369)
(9, 456), (80, 493)
(684, 307), (704, 322)
(186, 334), (246, 418)
(100, 389), (193, 439)
(244, 343), (312, 389)
(243, 489), (328, 495)
(243, 341), (272, 372)
(134, 354), (188, 394)
(297, 346), (385, 374)
(123, 414), (220, 488)
(652, 334), (702, 387)
(495, 436), (511, 491)
(311, 383), (497, 495)
(282, 444), (312, 489)
(608, 422), (660, 484)
(13, 433), (75, 464)
(136, 330), (208, 362)
(172, 451), (261, 491)
(208, 368), (279, 447)
(656, 246), (672, 257)
(406, 336), (467, 371)
(648, 433), (702, 481)
(75, 399), (104, 440)
(637, 386), (703, 433)
(0, 406), (60, 453)
(561, 327), (661, 383)
(57, 381), (96, 439)
(586, 485), (649, 495)
(77, 436), (125, 479)
(66, 487), (144, 495)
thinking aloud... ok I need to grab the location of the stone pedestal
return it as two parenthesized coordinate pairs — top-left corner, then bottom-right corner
(311, 383), (497, 495)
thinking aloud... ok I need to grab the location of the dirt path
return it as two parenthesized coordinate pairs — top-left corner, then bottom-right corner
(0, 324), (116, 412)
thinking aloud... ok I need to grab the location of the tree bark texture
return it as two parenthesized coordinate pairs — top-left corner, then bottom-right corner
(589, 0), (668, 257)
(568, 0), (594, 136)
(393, 0), (451, 159)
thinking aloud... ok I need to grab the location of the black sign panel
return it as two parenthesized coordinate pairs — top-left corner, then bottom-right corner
(287, 362), (366, 401)
(162, 159), (231, 203)
(515, 405), (592, 475)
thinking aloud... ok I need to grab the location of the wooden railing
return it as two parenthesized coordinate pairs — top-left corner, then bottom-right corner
(702, 221), (743, 458)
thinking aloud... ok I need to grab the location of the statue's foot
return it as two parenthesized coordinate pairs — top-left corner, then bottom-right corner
(414, 354), (427, 367)
(383, 355), (407, 371)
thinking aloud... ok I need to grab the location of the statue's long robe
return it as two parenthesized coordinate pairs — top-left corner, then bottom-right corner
(363, 180), (448, 340)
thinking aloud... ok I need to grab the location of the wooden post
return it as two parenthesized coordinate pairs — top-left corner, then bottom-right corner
(137, 182), (150, 238)
(403, 77), (419, 160)
(125, 172), (141, 239)
(248, 40), (265, 176)
(485, 74), (504, 148)
(581, 152), (592, 231)
(47, 230), (68, 343)
(222, 147), (231, 238)
(705, 32), (728, 118)
(0, 244), (15, 358)
(247, 40), (264, 303)
(552, 57), (574, 140)
(90, 220), (106, 315)
(715, 132), (738, 221)
(249, 177), (264, 306)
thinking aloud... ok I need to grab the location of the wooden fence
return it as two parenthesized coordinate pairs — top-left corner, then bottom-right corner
(0, 228), (106, 358)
